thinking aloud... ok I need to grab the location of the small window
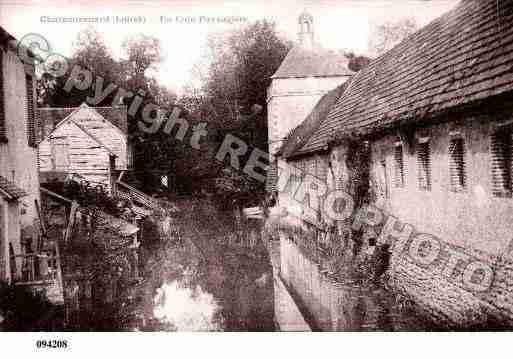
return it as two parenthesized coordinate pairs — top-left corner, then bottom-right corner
(394, 144), (405, 188)
(109, 155), (116, 170)
(286, 161), (303, 195)
(316, 157), (327, 183)
(490, 128), (512, 197)
(127, 142), (134, 169)
(380, 159), (390, 199)
(417, 141), (432, 191)
(25, 74), (36, 147)
(449, 137), (466, 192)
(51, 139), (69, 171)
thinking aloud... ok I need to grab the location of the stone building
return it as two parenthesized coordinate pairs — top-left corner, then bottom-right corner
(278, 0), (513, 326)
(266, 10), (354, 192)
(0, 27), (41, 283)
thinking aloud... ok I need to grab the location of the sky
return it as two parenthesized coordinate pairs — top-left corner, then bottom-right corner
(0, 0), (459, 95)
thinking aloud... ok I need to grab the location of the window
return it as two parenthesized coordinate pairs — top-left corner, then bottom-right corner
(0, 50), (5, 143)
(127, 142), (134, 169)
(109, 155), (116, 170)
(25, 74), (36, 147)
(380, 159), (390, 199)
(51, 139), (69, 170)
(286, 160), (304, 195)
(394, 144), (405, 188)
(316, 156), (327, 183)
(417, 141), (431, 191)
(490, 128), (512, 197)
(449, 137), (466, 192)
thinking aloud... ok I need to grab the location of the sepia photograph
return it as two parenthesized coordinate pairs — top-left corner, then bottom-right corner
(0, 0), (512, 355)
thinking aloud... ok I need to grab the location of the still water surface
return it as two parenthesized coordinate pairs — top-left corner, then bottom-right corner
(133, 200), (274, 331)
(127, 199), (436, 331)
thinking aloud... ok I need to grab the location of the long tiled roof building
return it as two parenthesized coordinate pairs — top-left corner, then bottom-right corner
(284, 0), (513, 158)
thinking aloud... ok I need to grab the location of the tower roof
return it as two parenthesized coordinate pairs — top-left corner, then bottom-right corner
(273, 11), (354, 79)
(271, 44), (354, 79)
(291, 0), (513, 156)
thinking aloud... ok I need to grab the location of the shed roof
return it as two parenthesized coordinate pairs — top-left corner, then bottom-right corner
(40, 187), (139, 237)
(0, 176), (28, 201)
(37, 104), (128, 141)
(296, 0), (513, 155)
(272, 43), (354, 79)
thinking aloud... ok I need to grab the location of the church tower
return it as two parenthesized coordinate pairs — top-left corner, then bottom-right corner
(265, 11), (355, 193)
(298, 10), (314, 48)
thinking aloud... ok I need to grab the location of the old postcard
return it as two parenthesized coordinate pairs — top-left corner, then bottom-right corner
(0, 0), (512, 356)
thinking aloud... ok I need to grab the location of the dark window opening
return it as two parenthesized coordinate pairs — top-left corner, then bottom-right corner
(417, 141), (431, 191)
(449, 137), (467, 192)
(25, 74), (36, 147)
(0, 50), (6, 143)
(394, 144), (405, 188)
(491, 129), (512, 197)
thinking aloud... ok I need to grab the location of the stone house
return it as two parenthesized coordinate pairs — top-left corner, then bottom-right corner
(37, 103), (132, 194)
(0, 27), (41, 283)
(266, 11), (355, 192)
(278, 0), (513, 325)
(275, 82), (348, 222)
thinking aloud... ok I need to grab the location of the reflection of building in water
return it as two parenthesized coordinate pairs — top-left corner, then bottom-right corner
(274, 234), (431, 331)
(271, 0), (513, 328)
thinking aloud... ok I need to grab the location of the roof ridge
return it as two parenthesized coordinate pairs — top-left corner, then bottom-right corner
(288, 0), (513, 157)
(272, 41), (355, 79)
(280, 81), (351, 158)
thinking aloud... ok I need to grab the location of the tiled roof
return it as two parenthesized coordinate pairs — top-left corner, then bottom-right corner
(0, 26), (16, 46)
(298, 0), (513, 155)
(37, 105), (128, 142)
(279, 82), (349, 159)
(272, 43), (354, 79)
(0, 176), (28, 200)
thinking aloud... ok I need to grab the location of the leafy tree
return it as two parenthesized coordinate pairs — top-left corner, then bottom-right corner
(184, 20), (292, 197)
(368, 18), (418, 57)
(346, 52), (372, 72)
(38, 27), (122, 108)
(121, 34), (161, 86)
(37, 22), (290, 197)
(38, 28), (177, 192)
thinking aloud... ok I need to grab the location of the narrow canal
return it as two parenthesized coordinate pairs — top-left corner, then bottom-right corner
(131, 198), (275, 331)
(124, 198), (436, 332)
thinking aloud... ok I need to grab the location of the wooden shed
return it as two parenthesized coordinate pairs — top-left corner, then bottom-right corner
(38, 103), (131, 194)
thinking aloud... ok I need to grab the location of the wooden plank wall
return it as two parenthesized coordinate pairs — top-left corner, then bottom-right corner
(73, 110), (127, 170)
(39, 122), (111, 191)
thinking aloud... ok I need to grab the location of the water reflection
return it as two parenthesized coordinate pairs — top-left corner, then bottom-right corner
(278, 236), (436, 331)
(153, 279), (223, 331)
(133, 200), (274, 332)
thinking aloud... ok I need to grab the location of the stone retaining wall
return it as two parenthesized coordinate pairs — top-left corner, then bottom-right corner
(388, 240), (513, 328)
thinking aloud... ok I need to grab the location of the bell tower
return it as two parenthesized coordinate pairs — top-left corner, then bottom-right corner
(266, 10), (353, 193)
(298, 10), (314, 48)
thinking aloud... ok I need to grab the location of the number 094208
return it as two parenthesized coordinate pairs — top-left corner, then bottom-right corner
(36, 340), (68, 349)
